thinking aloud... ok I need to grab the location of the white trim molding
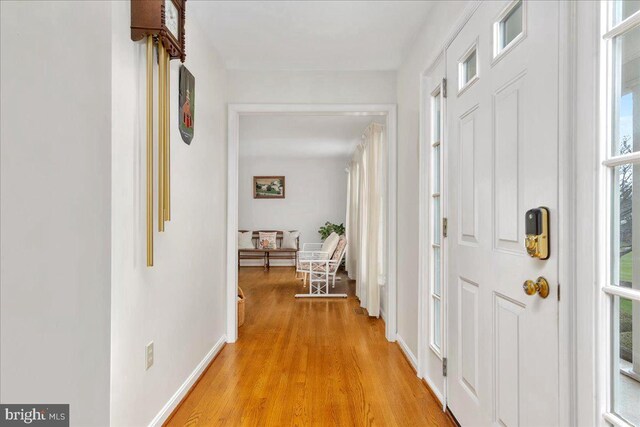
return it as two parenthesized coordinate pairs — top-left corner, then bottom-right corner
(148, 335), (227, 427)
(558, 1), (579, 426)
(602, 151), (640, 167)
(227, 103), (398, 343)
(601, 9), (640, 40)
(396, 333), (418, 373)
(423, 374), (445, 406)
(604, 412), (635, 427)
(567, 1), (600, 425)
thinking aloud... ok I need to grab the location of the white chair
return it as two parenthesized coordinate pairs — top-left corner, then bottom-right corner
(296, 232), (339, 283)
(295, 243), (325, 285)
(296, 236), (347, 298)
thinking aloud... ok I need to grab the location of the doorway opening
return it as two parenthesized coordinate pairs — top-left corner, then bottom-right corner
(226, 104), (398, 343)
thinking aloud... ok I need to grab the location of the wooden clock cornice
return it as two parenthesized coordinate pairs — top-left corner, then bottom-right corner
(131, 0), (186, 62)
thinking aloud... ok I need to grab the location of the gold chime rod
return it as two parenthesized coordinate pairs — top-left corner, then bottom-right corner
(165, 51), (171, 221)
(146, 35), (154, 267)
(158, 41), (165, 232)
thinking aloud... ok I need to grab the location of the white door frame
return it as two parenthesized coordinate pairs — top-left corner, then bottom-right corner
(570, 3), (599, 422)
(416, 0), (481, 405)
(416, 1), (582, 424)
(418, 53), (448, 407)
(226, 103), (398, 343)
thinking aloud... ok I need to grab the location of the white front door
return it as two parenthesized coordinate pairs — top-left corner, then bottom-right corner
(445, 1), (560, 426)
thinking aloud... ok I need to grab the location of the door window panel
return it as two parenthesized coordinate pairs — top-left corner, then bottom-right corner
(611, 25), (639, 157)
(500, 1), (523, 49)
(612, 164), (636, 289)
(611, 295), (640, 426)
(434, 246), (441, 297)
(434, 298), (441, 348)
(434, 196), (441, 245)
(462, 50), (477, 87)
(434, 94), (441, 143)
(434, 144), (441, 193)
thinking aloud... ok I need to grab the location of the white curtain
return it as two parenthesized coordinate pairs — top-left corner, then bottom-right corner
(345, 162), (359, 278)
(346, 158), (359, 279)
(345, 123), (386, 317)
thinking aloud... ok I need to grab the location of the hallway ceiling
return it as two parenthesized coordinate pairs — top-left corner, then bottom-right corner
(190, 1), (433, 70)
(239, 115), (383, 159)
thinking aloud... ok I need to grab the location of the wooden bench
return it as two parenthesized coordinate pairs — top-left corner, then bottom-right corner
(238, 230), (299, 270)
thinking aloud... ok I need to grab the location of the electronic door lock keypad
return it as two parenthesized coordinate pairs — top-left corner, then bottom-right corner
(525, 207), (549, 260)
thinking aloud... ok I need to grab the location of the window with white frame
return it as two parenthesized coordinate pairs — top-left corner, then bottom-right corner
(601, 2), (640, 425)
(493, 0), (525, 60)
(430, 86), (444, 354)
(458, 43), (478, 92)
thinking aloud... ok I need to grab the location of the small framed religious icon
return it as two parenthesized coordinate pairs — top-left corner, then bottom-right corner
(179, 65), (194, 144)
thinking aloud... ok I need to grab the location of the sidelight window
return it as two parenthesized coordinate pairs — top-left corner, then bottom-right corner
(601, 2), (640, 426)
(430, 85), (444, 354)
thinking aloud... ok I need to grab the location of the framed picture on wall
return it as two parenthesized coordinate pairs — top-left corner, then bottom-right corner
(253, 176), (285, 199)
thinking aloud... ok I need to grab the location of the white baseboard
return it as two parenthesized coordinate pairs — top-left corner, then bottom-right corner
(148, 335), (227, 427)
(422, 373), (445, 406)
(395, 336), (445, 406)
(380, 305), (386, 321)
(395, 333), (418, 373)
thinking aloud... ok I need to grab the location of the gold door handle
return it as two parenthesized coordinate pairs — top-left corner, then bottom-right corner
(523, 277), (549, 299)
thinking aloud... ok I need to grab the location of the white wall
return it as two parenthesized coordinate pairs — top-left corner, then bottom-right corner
(110, 2), (228, 426)
(395, 0), (469, 392)
(228, 70), (396, 104)
(238, 155), (348, 261)
(0, 1), (112, 425)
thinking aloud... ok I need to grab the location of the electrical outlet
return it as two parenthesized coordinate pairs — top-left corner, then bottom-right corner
(145, 342), (154, 370)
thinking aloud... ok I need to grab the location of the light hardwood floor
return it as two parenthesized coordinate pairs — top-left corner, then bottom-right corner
(165, 267), (452, 426)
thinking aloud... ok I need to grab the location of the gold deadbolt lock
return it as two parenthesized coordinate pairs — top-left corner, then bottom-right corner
(523, 277), (550, 299)
(525, 207), (549, 260)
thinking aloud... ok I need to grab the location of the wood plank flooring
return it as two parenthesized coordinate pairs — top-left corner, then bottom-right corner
(165, 267), (452, 426)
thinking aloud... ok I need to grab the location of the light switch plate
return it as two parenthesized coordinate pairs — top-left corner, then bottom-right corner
(145, 342), (154, 370)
